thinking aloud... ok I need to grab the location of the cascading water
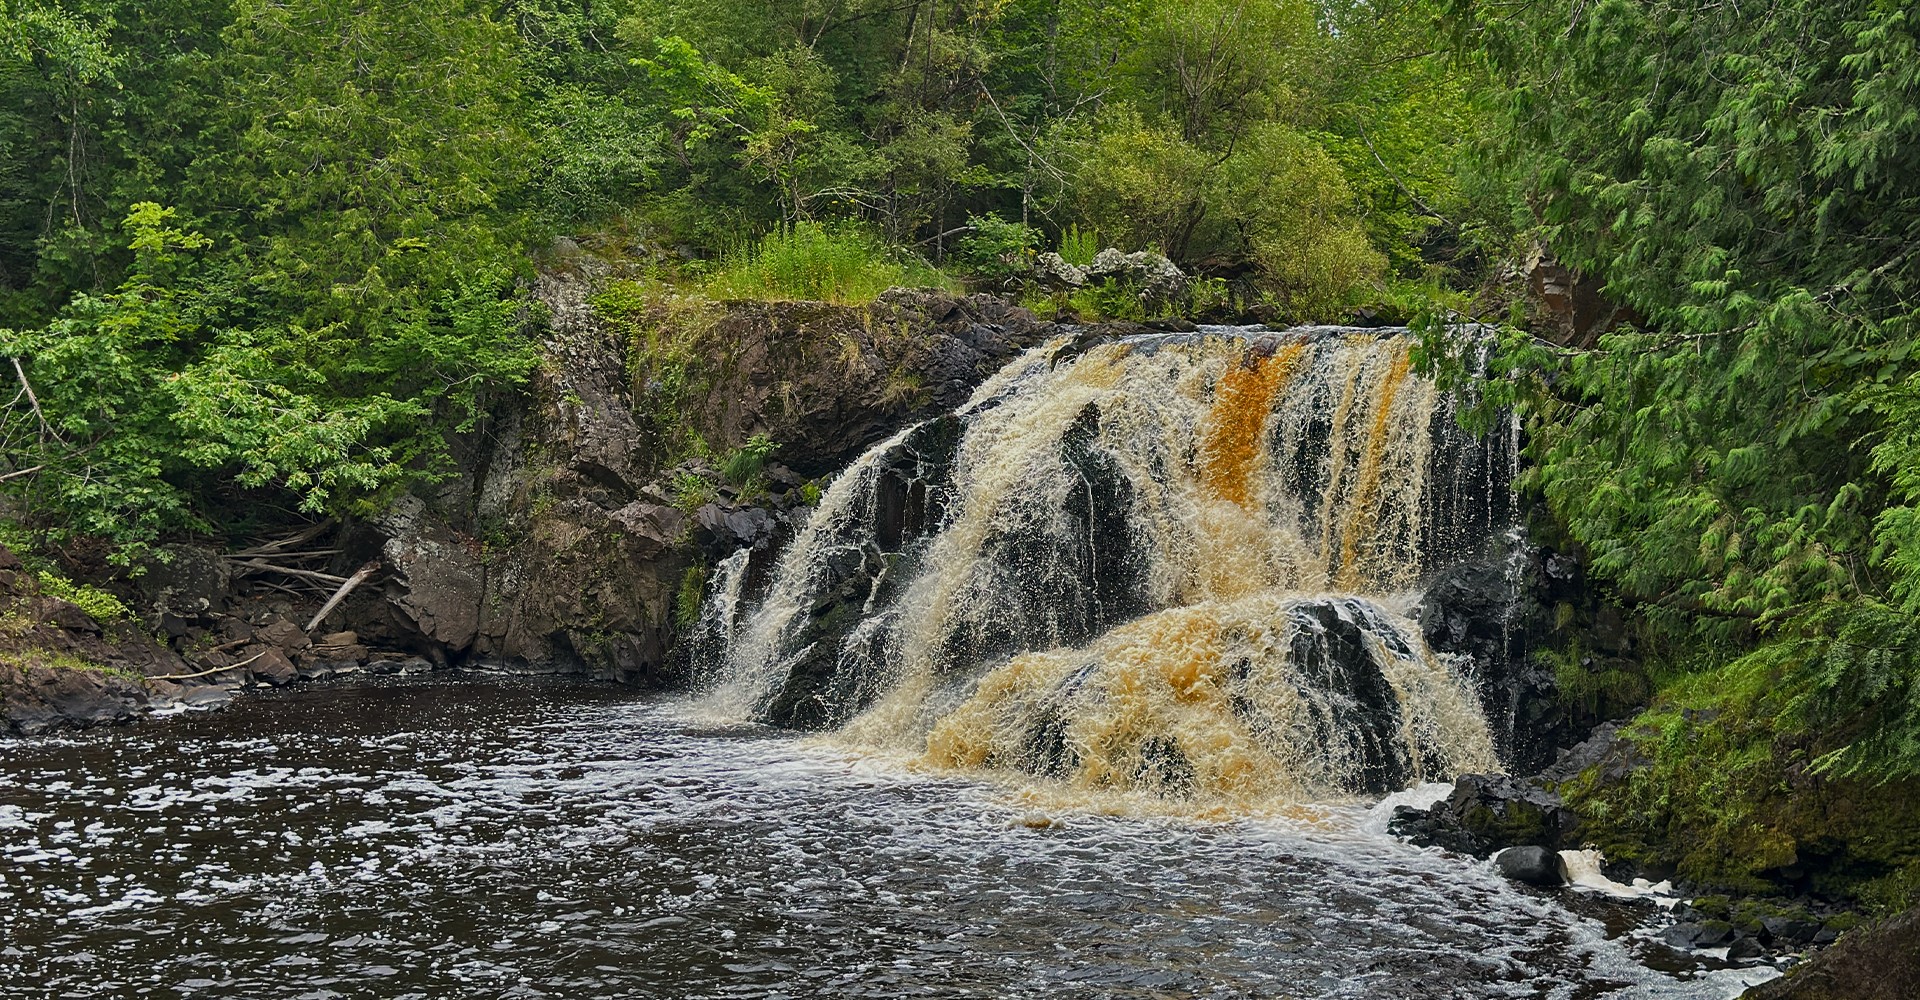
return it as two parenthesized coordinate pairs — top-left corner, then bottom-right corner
(698, 327), (1521, 803)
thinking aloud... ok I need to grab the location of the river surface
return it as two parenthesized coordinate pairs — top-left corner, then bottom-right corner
(1, 674), (1772, 999)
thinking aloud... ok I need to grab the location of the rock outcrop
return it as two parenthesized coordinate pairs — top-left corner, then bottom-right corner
(1745, 906), (1920, 1000)
(357, 279), (1055, 680)
(0, 546), (185, 734)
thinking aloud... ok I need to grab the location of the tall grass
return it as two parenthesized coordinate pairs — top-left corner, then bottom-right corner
(706, 222), (953, 304)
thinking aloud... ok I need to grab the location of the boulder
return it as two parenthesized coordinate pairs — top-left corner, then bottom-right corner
(36, 598), (100, 634)
(1495, 845), (1566, 887)
(1761, 915), (1822, 947)
(136, 544), (229, 623)
(1390, 773), (1582, 854)
(1086, 248), (1187, 302)
(1, 664), (147, 734)
(1031, 251), (1088, 290)
(377, 494), (484, 653)
(250, 648), (298, 687)
(1664, 921), (1739, 950)
(256, 619), (311, 653)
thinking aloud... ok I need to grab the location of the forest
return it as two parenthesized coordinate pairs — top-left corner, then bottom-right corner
(2, 0), (1919, 914)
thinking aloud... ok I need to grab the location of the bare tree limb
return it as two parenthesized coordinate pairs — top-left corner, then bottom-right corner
(305, 561), (380, 633)
(225, 559), (351, 586)
(9, 357), (56, 443)
(1355, 121), (1453, 227)
(151, 650), (267, 681)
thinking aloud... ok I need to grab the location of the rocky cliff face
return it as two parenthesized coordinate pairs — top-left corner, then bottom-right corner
(362, 280), (1054, 682)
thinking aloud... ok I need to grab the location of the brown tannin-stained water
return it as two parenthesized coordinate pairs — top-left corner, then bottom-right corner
(4, 674), (1757, 998)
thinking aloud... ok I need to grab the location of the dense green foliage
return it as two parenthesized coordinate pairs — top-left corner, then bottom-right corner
(0, 0), (1477, 556)
(1437, 0), (1920, 894)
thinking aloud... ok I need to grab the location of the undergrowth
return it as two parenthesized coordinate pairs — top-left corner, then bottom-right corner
(706, 223), (954, 305)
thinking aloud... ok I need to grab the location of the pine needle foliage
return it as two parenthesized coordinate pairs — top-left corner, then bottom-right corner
(1438, 0), (1920, 786)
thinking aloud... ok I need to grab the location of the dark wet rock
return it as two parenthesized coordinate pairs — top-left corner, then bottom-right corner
(1745, 906), (1920, 999)
(1727, 935), (1766, 960)
(2, 665), (147, 734)
(1664, 920), (1739, 950)
(1390, 773), (1581, 854)
(695, 504), (776, 554)
(251, 648), (298, 687)
(137, 544), (230, 624)
(256, 619), (311, 653)
(175, 685), (232, 709)
(377, 494), (484, 651)
(1761, 916), (1822, 947)
(37, 598), (100, 634)
(1495, 845), (1565, 887)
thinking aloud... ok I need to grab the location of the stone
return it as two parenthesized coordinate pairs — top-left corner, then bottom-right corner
(1762, 916), (1822, 947)
(136, 544), (229, 620)
(1663, 921), (1739, 950)
(1389, 773), (1582, 854)
(694, 503), (775, 554)
(1494, 845), (1565, 887)
(1086, 248), (1187, 302)
(1727, 935), (1766, 960)
(175, 685), (231, 709)
(36, 598), (100, 634)
(377, 494), (484, 652)
(250, 648), (297, 687)
(257, 619), (311, 652)
(2, 664), (146, 734)
(1031, 251), (1087, 290)
(319, 631), (359, 646)
(310, 642), (368, 664)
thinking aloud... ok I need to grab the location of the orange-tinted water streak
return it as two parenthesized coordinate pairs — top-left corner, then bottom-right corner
(1198, 344), (1307, 508)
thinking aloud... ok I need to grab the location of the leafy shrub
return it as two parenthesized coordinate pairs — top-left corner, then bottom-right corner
(675, 565), (706, 628)
(1057, 224), (1098, 268)
(670, 469), (717, 512)
(706, 222), (951, 304)
(949, 214), (1037, 286)
(720, 433), (777, 487)
(0, 205), (534, 561)
(35, 572), (130, 622)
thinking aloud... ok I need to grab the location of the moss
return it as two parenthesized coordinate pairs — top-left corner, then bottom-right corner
(7, 647), (141, 683)
(1562, 656), (1920, 903)
(674, 565), (707, 629)
(35, 571), (131, 622)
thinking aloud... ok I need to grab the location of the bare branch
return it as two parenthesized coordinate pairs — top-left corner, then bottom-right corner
(305, 561), (380, 633)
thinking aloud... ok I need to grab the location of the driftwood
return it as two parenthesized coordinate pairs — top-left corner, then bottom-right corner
(151, 650), (266, 681)
(305, 561), (380, 632)
(230, 521), (336, 559)
(225, 559), (350, 586)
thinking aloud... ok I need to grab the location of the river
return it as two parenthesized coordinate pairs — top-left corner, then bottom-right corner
(0, 673), (1776, 998)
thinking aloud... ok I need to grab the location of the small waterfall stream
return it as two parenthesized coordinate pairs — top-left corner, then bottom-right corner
(699, 326), (1522, 803)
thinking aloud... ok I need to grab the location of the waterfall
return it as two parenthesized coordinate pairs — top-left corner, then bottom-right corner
(698, 327), (1518, 802)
